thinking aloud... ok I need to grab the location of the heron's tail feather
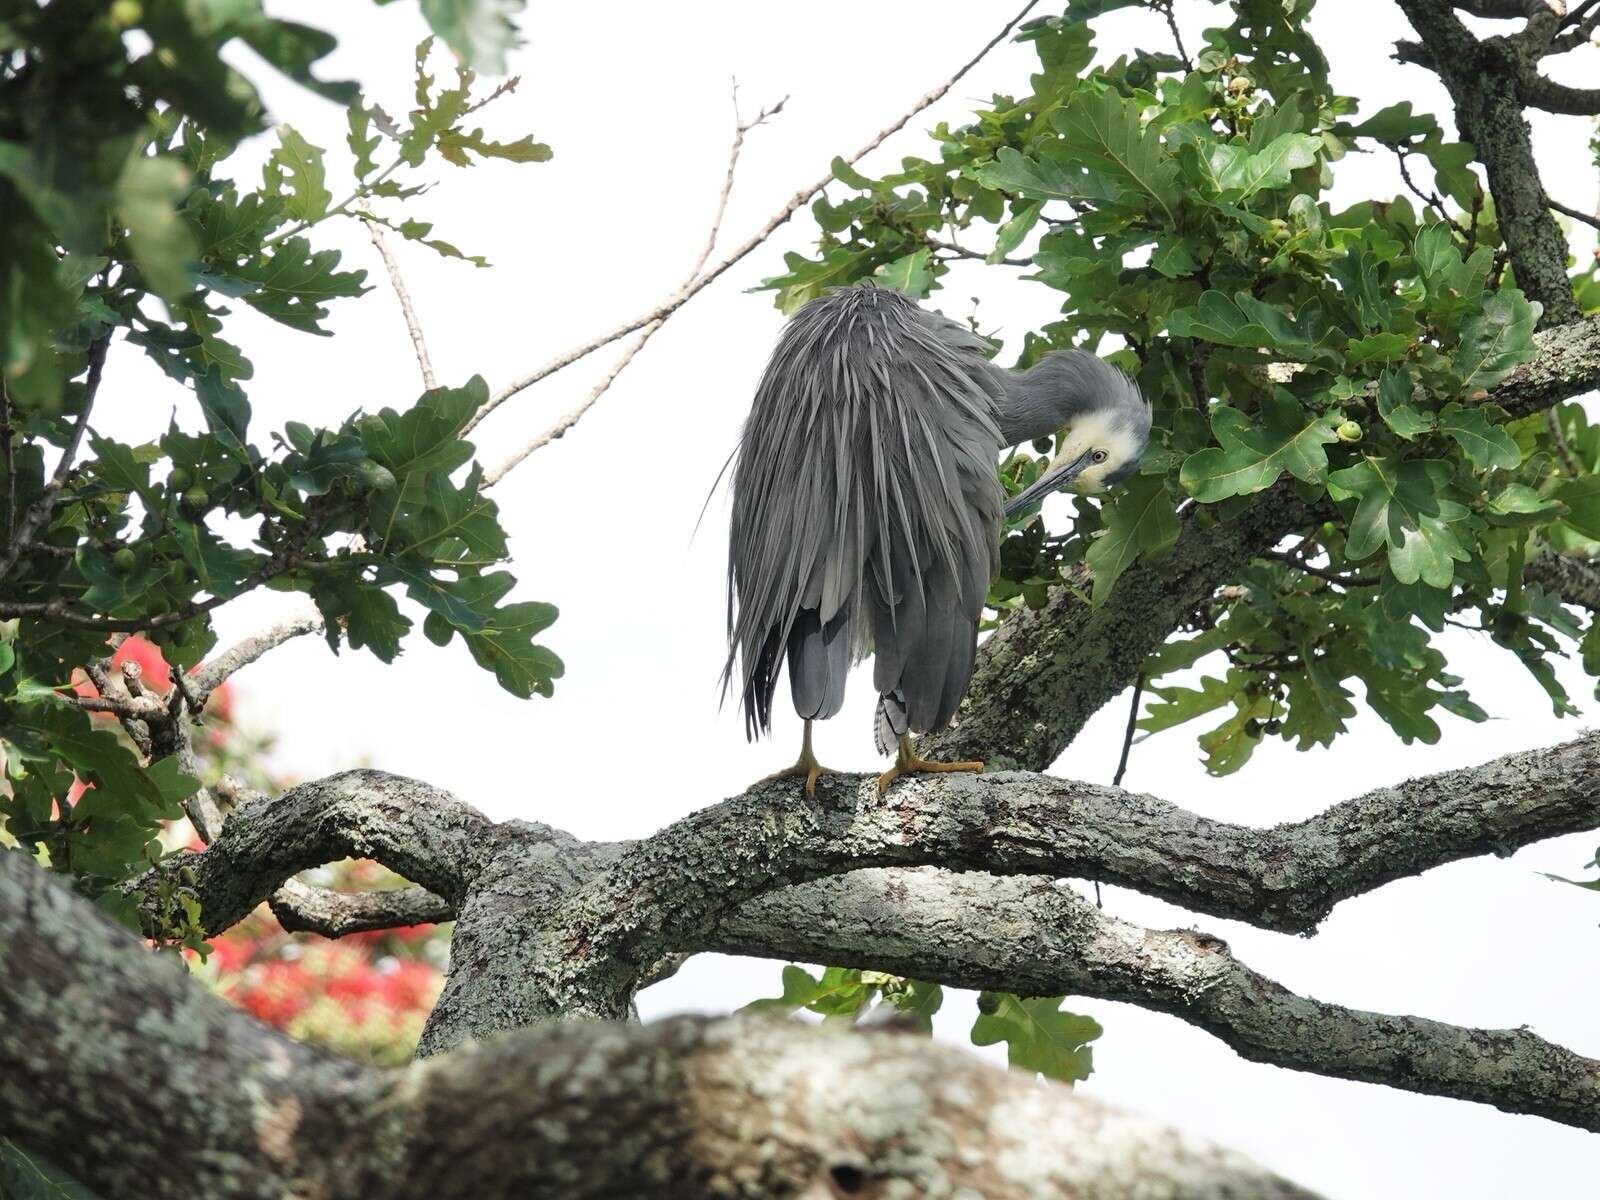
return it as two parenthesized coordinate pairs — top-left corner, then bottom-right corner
(875, 691), (908, 757)
(788, 607), (851, 722)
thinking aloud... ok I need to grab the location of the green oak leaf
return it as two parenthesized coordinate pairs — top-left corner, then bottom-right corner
(264, 125), (331, 223)
(1180, 392), (1341, 502)
(1328, 457), (1470, 587)
(970, 146), (1119, 204)
(1454, 289), (1541, 394)
(971, 993), (1102, 1083)
(1050, 89), (1179, 221)
(1085, 474), (1178, 604)
(1437, 402), (1520, 470)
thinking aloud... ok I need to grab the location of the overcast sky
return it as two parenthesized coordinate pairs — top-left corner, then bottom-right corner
(107, 2), (1600, 1194)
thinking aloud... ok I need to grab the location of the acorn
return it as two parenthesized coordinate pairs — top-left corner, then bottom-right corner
(112, 547), (138, 574)
(1336, 420), (1363, 443)
(168, 467), (193, 493)
(181, 485), (210, 512)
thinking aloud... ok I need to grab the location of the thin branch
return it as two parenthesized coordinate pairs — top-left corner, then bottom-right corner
(190, 612), (323, 702)
(1549, 195), (1600, 231)
(1263, 548), (1382, 587)
(1522, 72), (1600, 114)
(360, 206), (437, 390)
(0, 334), (108, 582)
(1, 373), (14, 544)
(1547, 407), (1582, 474)
(482, 321), (663, 483)
(1112, 673), (1144, 789)
(474, 83), (785, 473)
(924, 234), (1032, 266)
(461, 0), (1043, 436)
(1157, 0), (1193, 70)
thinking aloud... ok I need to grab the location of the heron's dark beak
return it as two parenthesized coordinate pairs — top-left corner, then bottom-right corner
(1004, 449), (1094, 517)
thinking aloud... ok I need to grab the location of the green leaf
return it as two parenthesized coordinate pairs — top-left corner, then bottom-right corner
(1085, 474), (1177, 604)
(231, 236), (369, 333)
(970, 147), (1118, 205)
(0, 1139), (101, 1200)
(1485, 483), (1564, 527)
(418, 0), (525, 74)
(989, 199), (1043, 264)
(116, 156), (197, 301)
(436, 128), (552, 166)
(1051, 90), (1179, 221)
(1376, 366), (1434, 440)
(871, 249), (934, 298)
(1329, 457), (1470, 587)
(970, 993), (1101, 1083)
(1555, 476), (1600, 540)
(1344, 100), (1438, 144)
(1166, 290), (1341, 364)
(742, 965), (875, 1019)
(347, 105), (382, 179)
(264, 126), (331, 222)
(1207, 131), (1319, 198)
(1437, 402), (1520, 471)
(1454, 289), (1541, 394)
(1179, 393), (1341, 502)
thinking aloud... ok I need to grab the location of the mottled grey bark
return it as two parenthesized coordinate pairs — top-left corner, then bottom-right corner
(923, 485), (1324, 772)
(1527, 548), (1600, 611)
(1395, 0), (1582, 326)
(129, 730), (1600, 1132)
(709, 869), (1600, 1131)
(1, 850), (1318, 1200)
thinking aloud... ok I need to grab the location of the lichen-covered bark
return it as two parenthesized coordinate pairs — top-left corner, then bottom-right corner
(709, 868), (1600, 1130)
(1396, 0), (1582, 326)
(923, 485), (1323, 772)
(0, 850), (1318, 1200)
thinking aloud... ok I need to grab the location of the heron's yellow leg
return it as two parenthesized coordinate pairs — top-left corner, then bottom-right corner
(757, 720), (836, 799)
(876, 734), (983, 795)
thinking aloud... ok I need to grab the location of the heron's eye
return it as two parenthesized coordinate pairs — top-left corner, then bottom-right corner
(1091, 449), (1109, 464)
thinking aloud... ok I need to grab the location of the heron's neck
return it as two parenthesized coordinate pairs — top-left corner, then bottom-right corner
(987, 356), (1095, 446)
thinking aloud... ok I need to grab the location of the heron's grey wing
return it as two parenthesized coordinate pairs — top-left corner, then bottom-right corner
(725, 285), (1003, 741)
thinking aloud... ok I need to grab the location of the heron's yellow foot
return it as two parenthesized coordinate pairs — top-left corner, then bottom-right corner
(876, 735), (983, 795)
(757, 720), (836, 800)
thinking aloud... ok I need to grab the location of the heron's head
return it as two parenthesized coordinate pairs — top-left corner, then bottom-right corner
(1003, 352), (1151, 517)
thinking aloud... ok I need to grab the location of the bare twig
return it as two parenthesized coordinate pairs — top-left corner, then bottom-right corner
(1549, 195), (1600, 231)
(0, 334), (108, 582)
(462, 0), (1043, 437)
(483, 321), (663, 483)
(924, 235), (1032, 267)
(191, 612), (323, 703)
(479, 81), (788, 475)
(1112, 673), (1144, 790)
(360, 207), (437, 390)
(1157, 0), (1193, 70)
(1263, 548), (1381, 587)
(1, 374), (14, 544)
(1548, 407), (1582, 474)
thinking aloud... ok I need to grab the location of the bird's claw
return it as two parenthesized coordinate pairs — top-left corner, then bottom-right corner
(876, 740), (984, 795)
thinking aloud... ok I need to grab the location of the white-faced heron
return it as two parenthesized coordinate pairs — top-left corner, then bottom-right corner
(725, 284), (1150, 795)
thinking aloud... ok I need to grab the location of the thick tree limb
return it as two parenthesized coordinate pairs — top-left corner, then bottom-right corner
(1521, 71), (1600, 114)
(1396, 0), (1582, 325)
(127, 770), (498, 935)
(924, 484), (1325, 771)
(1526, 548), (1600, 608)
(709, 868), (1600, 1131)
(0, 850), (1317, 1200)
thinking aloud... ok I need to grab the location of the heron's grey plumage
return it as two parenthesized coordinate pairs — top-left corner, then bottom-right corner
(725, 285), (1005, 741)
(725, 283), (1150, 757)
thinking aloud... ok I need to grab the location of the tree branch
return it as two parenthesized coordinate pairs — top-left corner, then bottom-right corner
(127, 769), (498, 935)
(268, 877), (454, 937)
(189, 612), (322, 703)
(1525, 547), (1600, 608)
(1395, 0), (1582, 325)
(0, 334), (108, 583)
(0, 850), (1318, 1200)
(1521, 72), (1600, 114)
(525, 732), (1600, 1018)
(461, 0), (1043, 436)
(710, 868), (1600, 1131)
(361, 208), (437, 390)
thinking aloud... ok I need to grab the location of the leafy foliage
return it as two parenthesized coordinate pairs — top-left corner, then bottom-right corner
(760, 0), (1600, 783)
(970, 991), (1103, 1083)
(1, 5), (556, 905)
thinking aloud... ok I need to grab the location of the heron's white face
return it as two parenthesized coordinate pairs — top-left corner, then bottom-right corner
(1052, 408), (1148, 495)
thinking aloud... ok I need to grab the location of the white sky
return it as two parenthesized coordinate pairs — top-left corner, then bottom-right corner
(103, 2), (1600, 1194)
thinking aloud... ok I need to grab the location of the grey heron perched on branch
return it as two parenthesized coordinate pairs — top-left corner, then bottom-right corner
(725, 283), (1150, 796)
